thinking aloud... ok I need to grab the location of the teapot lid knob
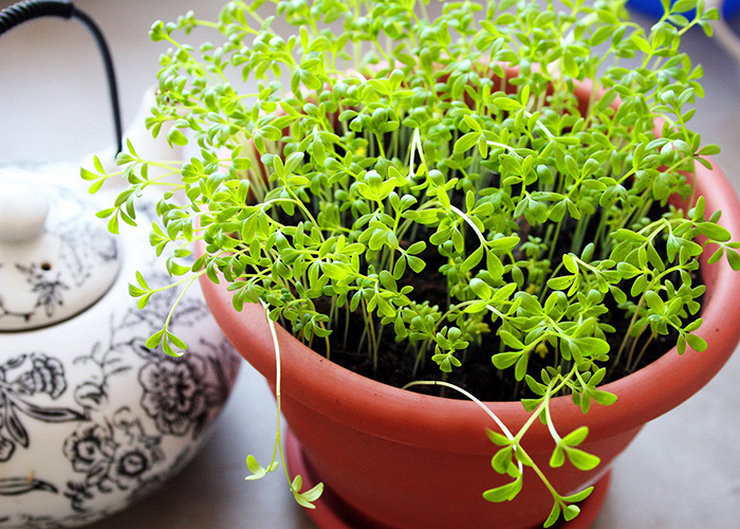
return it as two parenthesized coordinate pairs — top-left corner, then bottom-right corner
(0, 181), (50, 242)
(0, 169), (122, 331)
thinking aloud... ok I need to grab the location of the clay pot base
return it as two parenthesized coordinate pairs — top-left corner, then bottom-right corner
(286, 428), (612, 529)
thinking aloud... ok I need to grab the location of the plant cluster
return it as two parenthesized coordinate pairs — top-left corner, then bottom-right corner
(84, 0), (739, 525)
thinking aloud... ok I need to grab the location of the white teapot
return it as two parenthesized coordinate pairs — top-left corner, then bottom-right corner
(0, 166), (240, 528)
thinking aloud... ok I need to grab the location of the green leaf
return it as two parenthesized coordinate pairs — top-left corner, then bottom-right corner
(613, 229), (647, 243)
(677, 334), (687, 355)
(562, 253), (578, 274)
(491, 446), (515, 474)
(572, 337), (610, 356)
(547, 275), (574, 291)
(632, 35), (653, 54)
(696, 222), (730, 242)
(470, 278), (492, 299)
(129, 284), (146, 298)
(697, 144), (721, 156)
(393, 257), (407, 279)
(245, 455), (278, 480)
(407, 255), (426, 273)
(145, 329), (164, 349)
(673, 0), (698, 11)
(685, 333), (707, 352)
(617, 262), (641, 279)
(322, 262), (348, 280)
(566, 448), (600, 471)
(454, 132), (480, 153)
(88, 179), (105, 194)
(563, 486), (594, 503)
(107, 214), (120, 234)
(492, 352), (520, 369)
(482, 477), (522, 502)
(292, 479), (324, 509)
(550, 445), (565, 468)
(707, 247), (724, 264)
(727, 249), (740, 271)
(563, 504), (581, 522)
(80, 167), (99, 182)
(284, 151), (305, 174)
(492, 97), (522, 111)
(561, 426), (589, 447)
(489, 236), (520, 252)
(592, 390), (618, 406)
(167, 128), (189, 146)
(462, 247), (484, 273)
(486, 429), (512, 447)
(645, 290), (666, 313)
(136, 293), (151, 309)
(610, 286), (627, 305)
(543, 501), (562, 528)
(499, 330), (525, 349)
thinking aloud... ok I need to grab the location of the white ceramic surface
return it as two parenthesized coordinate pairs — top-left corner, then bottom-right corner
(0, 180), (49, 242)
(0, 173), (240, 528)
(0, 173), (121, 331)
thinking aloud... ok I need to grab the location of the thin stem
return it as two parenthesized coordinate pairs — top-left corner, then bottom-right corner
(403, 380), (517, 441)
(628, 332), (655, 373)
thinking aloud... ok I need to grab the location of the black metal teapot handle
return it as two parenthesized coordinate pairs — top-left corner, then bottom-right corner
(0, 0), (123, 154)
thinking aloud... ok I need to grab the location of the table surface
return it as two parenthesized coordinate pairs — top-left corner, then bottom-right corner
(0, 1), (738, 528)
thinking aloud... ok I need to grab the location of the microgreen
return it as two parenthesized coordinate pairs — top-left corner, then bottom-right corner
(85, 0), (738, 525)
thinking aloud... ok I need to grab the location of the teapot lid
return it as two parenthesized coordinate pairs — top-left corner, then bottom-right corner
(0, 171), (121, 331)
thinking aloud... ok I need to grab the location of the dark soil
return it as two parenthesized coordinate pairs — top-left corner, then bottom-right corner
(303, 214), (704, 403)
(313, 272), (702, 402)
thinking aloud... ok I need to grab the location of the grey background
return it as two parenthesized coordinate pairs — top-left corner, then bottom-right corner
(0, 1), (738, 528)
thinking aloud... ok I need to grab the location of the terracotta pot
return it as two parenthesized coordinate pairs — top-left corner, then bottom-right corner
(199, 157), (740, 529)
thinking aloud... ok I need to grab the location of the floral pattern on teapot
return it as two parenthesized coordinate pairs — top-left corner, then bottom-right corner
(0, 252), (240, 529)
